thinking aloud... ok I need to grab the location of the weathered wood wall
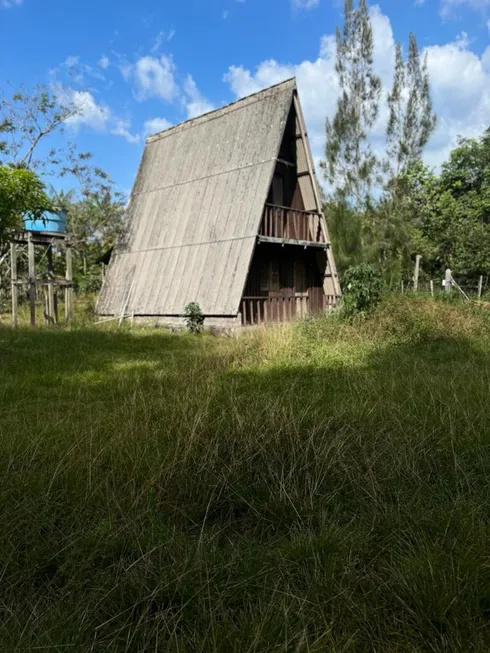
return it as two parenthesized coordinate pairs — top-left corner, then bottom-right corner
(242, 244), (329, 324)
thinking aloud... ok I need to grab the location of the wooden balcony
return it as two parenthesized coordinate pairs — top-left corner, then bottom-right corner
(259, 204), (326, 246)
(241, 294), (337, 326)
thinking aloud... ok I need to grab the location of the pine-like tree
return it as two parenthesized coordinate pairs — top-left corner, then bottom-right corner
(322, 0), (381, 211)
(387, 34), (437, 181)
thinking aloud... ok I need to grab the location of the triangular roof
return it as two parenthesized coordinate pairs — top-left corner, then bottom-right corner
(97, 79), (338, 317)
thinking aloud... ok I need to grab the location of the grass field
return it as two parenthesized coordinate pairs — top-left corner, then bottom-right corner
(1, 295), (490, 652)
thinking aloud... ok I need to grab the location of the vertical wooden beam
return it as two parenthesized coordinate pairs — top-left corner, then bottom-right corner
(478, 275), (483, 300)
(47, 283), (55, 324)
(65, 238), (74, 324)
(264, 298), (268, 323)
(414, 255), (422, 292)
(10, 241), (18, 328)
(47, 244), (56, 324)
(27, 232), (36, 327)
(445, 268), (452, 294)
(430, 280), (434, 298)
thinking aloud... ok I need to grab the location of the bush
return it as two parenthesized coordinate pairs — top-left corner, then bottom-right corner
(183, 302), (204, 334)
(342, 264), (383, 318)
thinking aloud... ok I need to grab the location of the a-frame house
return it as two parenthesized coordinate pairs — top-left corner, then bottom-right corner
(97, 78), (341, 328)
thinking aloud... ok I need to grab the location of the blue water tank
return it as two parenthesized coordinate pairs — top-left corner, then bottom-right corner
(23, 210), (67, 233)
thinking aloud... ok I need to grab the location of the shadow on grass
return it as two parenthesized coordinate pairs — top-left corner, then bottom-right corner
(1, 324), (490, 651)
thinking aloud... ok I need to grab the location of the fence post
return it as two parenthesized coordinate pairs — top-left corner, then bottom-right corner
(10, 242), (18, 328)
(414, 255), (422, 292)
(478, 275), (483, 300)
(401, 280), (404, 295)
(430, 280), (434, 297)
(445, 268), (452, 294)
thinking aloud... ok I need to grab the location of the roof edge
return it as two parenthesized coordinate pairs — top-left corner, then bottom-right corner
(146, 77), (297, 144)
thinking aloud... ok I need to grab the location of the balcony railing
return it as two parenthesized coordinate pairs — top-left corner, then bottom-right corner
(260, 204), (325, 243)
(241, 294), (337, 326)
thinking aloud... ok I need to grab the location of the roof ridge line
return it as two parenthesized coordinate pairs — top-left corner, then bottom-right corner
(146, 77), (296, 144)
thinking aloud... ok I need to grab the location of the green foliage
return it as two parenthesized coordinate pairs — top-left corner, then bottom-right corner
(394, 133), (490, 277)
(0, 84), (126, 292)
(2, 298), (490, 649)
(322, 0), (381, 210)
(0, 165), (53, 242)
(0, 84), (78, 170)
(184, 302), (205, 333)
(386, 34), (437, 181)
(342, 264), (383, 316)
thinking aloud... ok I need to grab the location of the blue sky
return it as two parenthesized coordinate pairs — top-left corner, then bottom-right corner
(1, 0), (490, 194)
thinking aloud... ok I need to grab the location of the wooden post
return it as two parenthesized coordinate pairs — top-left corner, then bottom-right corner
(401, 280), (404, 295)
(10, 241), (18, 328)
(478, 275), (483, 300)
(27, 232), (36, 326)
(430, 280), (434, 297)
(445, 268), (452, 294)
(65, 239), (74, 324)
(414, 255), (422, 293)
(47, 245), (56, 324)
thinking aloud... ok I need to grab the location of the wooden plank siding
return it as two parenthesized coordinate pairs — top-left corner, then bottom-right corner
(241, 243), (334, 326)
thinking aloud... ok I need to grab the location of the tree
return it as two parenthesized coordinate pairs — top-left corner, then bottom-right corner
(0, 84), (78, 171)
(386, 34), (437, 183)
(67, 182), (126, 291)
(0, 84), (126, 292)
(0, 165), (53, 243)
(395, 133), (490, 278)
(322, 0), (381, 210)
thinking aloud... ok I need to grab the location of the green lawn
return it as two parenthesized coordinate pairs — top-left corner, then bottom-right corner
(1, 296), (490, 652)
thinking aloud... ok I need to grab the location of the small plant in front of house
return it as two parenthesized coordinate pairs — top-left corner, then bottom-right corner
(184, 302), (204, 334)
(342, 264), (383, 318)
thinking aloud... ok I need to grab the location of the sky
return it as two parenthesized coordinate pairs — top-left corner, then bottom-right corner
(1, 0), (490, 195)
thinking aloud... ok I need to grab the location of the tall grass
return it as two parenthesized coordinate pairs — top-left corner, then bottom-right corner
(1, 296), (490, 651)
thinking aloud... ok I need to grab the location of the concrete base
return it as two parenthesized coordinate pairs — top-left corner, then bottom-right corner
(127, 314), (243, 334)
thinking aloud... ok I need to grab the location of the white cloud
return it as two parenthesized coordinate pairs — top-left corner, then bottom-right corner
(441, 0), (490, 17)
(144, 117), (173, 135)
(61, 89), (111, 132)
(59, 55), (106, 83)
(125, 55), (178, 102)
(183, 75), (214, 118)
(223, 4), (490, 176)
(64, 55), (80, 67)
(292, 0), (320, 9)
(98, 56), (110, 70)
(1, 0), (22, 7)
(150, 29), (176, 54)
(111, 118), (141, 144)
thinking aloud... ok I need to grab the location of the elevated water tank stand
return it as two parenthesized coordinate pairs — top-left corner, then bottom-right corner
(10, 230), (74, 327)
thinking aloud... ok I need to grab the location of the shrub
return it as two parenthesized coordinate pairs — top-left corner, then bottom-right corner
(342, 264), (383, 318)
(184, 302), (204, 334)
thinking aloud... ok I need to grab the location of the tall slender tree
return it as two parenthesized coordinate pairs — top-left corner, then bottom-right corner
(386, 34), (437, 181)
(322, 0), (381, 210)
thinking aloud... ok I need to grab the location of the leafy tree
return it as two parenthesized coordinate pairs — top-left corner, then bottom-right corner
(0, 165), (53, 243)
(386, 34), (437, 183)
(68, 183), (126, 291)
(394, 134), (490, 279)
(0, 85), (78, 171)
(0, 84), (126, 292)
(322, 0), (382, 210)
